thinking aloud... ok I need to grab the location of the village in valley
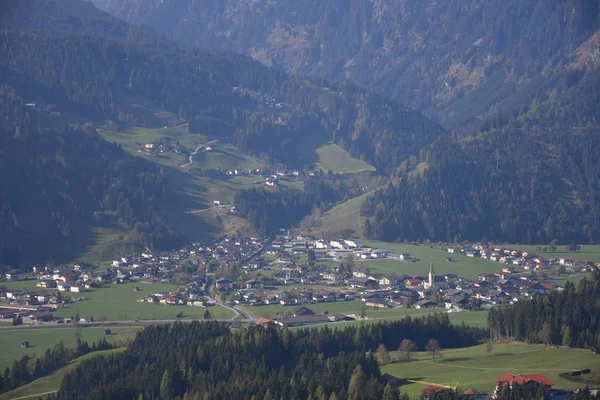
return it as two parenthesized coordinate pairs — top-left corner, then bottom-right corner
(1, 232), (597, 328)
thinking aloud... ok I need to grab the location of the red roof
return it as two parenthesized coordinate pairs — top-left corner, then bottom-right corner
(423, 386), (444, 394)
(464, 389), (479, 395)
(494, 373), (552, 387)
(255, 317), (271, 324)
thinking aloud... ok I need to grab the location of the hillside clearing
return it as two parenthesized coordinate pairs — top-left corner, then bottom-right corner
(315, 143), (376, 174)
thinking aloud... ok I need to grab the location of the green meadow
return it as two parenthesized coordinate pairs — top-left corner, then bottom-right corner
(315, 143), (376, 174)
(1, 281), (235, 321)
(0, 327), (140, 370)
(381, 342), (600, 398)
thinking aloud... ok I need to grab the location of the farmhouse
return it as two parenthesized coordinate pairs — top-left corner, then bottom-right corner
(246, 279), (264, 290)
(493, 373), (553, 390)
(27, 311), (54, 323)
(274, 314), (330, 327)
(414, 299), (437, 309)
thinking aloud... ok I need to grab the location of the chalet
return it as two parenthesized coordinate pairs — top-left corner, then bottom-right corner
(28, 311), (54, 323)
(344, 239), (362, 248)
(352, 267), (370, 278)
(293, 306), (315, 316)
(5, 271), (24, 281)
(36, 280), (56, 289)
(348, 277), (377, 288)
(331, 314), (355, 322)
(215, 278), (232, 290)
(371, 249), (389, 258)
(493, 373), (552, 390)
(399, 253), (411, 260)
(274, 315), (330, 328)
(414, 299), (437, 309)
(365, 301), (389, 309)
(246, 280), (264, 290)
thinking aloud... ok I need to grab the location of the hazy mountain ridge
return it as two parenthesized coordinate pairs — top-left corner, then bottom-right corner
(91, 0), (600, 129)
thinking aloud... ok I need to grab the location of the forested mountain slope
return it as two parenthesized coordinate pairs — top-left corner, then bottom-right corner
(362, 70), (600, 244)
(1, 0), (443, 172)
(91, 0), (600, 128)
(0, 86), (177, 266)
(0, 0), (445, 265)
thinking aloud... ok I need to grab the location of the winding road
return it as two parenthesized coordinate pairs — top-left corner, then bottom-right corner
(179, 140), (218, 168)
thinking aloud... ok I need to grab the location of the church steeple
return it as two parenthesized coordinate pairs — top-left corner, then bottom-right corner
(428, 261), (435, 288)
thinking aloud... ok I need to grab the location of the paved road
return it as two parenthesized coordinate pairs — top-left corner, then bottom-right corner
(179, 139), (218, 168)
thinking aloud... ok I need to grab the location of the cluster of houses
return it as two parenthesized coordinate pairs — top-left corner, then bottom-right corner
(210, 236), (600, 321)
(218, 257), (562, 314)
(140, 137), (189, 157)
(0, 236), (270, 322)
(449, 244), (598, 273)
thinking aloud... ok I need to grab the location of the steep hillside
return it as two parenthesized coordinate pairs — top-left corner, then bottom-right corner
(92, 0), (600, 128)
(362, 71), (600, 244)
(0, 86), (178, 266)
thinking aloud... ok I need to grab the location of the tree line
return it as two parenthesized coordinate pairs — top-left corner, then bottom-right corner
(362, 70), (600, 244)
(0, 337), (116, 394)
(487, 271), (600, 349)
(54, 314), (484, 399)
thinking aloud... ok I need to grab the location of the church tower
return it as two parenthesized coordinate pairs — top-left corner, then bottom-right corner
(428, 261), (435, 289)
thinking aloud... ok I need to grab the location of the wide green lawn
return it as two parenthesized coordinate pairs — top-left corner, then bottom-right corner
(358, 241), (510, 280)
(0, 348), (125, 400)
(0, 327), (140, 370)
(2, 282), (235, 321)
(509, 244), (600, 263)
(381, 342), (600, 398)
(249, 301), (488, 327)
(315, 143), (376, 174)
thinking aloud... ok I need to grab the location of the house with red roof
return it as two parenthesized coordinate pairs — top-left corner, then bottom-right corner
(493, 373), (552, 389)
(255, 317), (272, 325)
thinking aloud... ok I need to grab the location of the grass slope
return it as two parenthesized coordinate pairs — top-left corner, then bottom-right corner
(381, 342), (600, 398)
(315, 144), (375, 174)
(0, 327), (140, 370)
(309, 191), (372, 238)
(72, 124), (262, 264)
(0, 348), (125, 400)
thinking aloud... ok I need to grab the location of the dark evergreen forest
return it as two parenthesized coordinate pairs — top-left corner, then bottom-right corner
(53, 314), (483, 400)
(488, 271), (600, 349)
(92, 0), (600, 129)
(362, 71), (600, 244)
(0, 86), (177, 266)
(0, 0), (442, 265)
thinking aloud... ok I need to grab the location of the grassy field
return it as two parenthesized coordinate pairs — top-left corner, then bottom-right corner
(381, 342), (600, 398)
(315, 143), (376, 174)
(351, 241), (507, 280)
(308, 191), (372, 238)
(1, 281), (235, 321)
(248, 301), (488, 327)
(0, 348), (125, 400)
(0, 327), (140, 370)
(508, 244), (600, 263)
